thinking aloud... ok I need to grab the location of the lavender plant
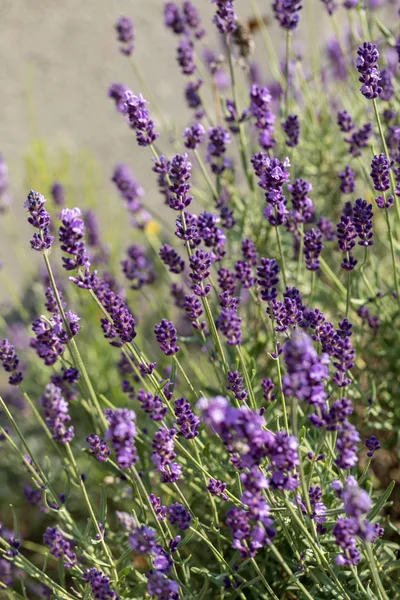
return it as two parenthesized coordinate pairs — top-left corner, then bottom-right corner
(1, 1), (400, 599)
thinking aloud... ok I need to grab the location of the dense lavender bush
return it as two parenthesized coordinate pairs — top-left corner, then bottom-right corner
(1, 2), (400, 599)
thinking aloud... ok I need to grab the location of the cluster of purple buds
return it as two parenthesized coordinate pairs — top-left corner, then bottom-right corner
(152, 427), (182, 483)
(337, 215), (358, 270)
(111, 164), (147, 227)
(95, 277), (136, 346)
(207, 478), (228, 500)
(115, 16), (134, 56)
(120, 91), (159, 146)
(86, 434), (111, 462)
(353, 198), (374, 247)
(287, 178), (315, 224)
(167, 503), (192, 529)
(30, 316), (70, 366)
(252, 153), (290, 226)
(249, 85), (276, 150)
(189, 249), (212, 296)
(0, 339), (23, 385)
(207, 127), (231, 174)
(212, 0), (237, 34)
(40, 383), (74, 443)
(283, 330), (329, 408)
(165, 2), (204, 38)
(183, 123), (205, 150)
(150, 494), (167, 521)
(83, 568), (119, 599)
(257, 257), (280, 302)
(272, 0), (303, 30)
(356, 42), (382, 100)
(174, 397), (200, 439)
(137, 390), (167, 421)
(177, 38), (196, 75)
(43, 527), (77, 568)
(104, 408), (138, 468)
(304, 228), (323, 271)
(183, 294), (205, 331)
(227, 370), (248, 402)
(24, 190), (54, 251)
(345, 122), (372, 157)
(59, 207), (92, 286)
(50, 181), (65, 206)
(197, 211), (226, 260)
(159, 244), (185, 274)
(370, 154), (390, 192)
(218, 302), (242, 346)
(154, 319), (180, 355)
(337, 110), (354, 133)
(338, 166), (356, 194)
(333, 476), (382, 565)
(262, 378), (275, 402)
(108, 83), (130, 113)
(365, 435), (380, 457)
(168, 153), (193, 210)
(121, 245), (155, 289)
(282, 114), (300, 147)
(379, 68), (394, 102)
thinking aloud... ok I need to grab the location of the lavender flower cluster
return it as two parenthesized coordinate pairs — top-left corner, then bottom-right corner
(0, 1), (398, 599)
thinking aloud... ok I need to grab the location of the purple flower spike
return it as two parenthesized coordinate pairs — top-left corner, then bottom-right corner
(43, 527), (77, 568)
(152, 427), (182, 484)
(168, 153), (193, 210)
(105, 408), (138, 469)
(370, 154), (390, 192)
(257, 258), (280, 302)
(121, 91), (159, 146)
(0, 339), (23, 386)
(320, 0), (337, 15)
(365, 435), (380, 457)
(83, 568), (119, 600)
(183, 124), (206, 150)
(115, 16), (134, 56)
(337, 110), (355, 133)
(174, 397), (201, 439)
(207, 478), (229, 500)
(167, 503), (192, 530)
(164, 3), (185, 34)
(356, 42), (382, 100)
(177, 38), (196, 75)
(304, 228), (323, 271)
(353, 198), (373, 246)
(86, 434), (110, 462)
(282, 115), (300, 147)
(24, 190), (54, 251)
(159, 244), (185, 274)
(212, 0), (237, 34)
(154, 319), (180, 356)
(338, 166), (356, 194)
(40, 384), (74, 443)
(272, 0), (303, 30)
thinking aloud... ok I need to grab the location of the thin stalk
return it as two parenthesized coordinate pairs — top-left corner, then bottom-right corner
(372, 98), (400, 223)
(269, 544), (315, 600)
(365, 543), (389, 600)
(275, 224), (288, 288)
(383, 202), (400, 302)
(346, 254), (351, 319)
(193, 149), (219, 202)
(236, 345), (257, 410)
(65, 443), (118, 583)
(42, 252), (107, 429)
(285, 30), (291, 118)
(225, 36), (255, 194)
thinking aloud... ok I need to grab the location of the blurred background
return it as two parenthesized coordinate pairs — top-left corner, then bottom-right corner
(0, 1), (336, 297)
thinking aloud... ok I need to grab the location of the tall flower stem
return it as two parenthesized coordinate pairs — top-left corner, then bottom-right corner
(285, 30), (291, 118)
(225, 36), (255, 195)
(193, 148), (219, 202)
(130, 59), (170, 135)
(236, 345), (257, 410)
(381, 194), (400, 303)
(365, 543), (389, 600)
(64, 443), (118, 583)
(42, 252), (107, 430)
(275, 223), (288, 288)
(372, 98), (400, 223)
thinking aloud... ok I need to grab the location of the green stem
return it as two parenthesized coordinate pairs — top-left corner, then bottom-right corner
(269, 544), (315, 600)
(365, 543), (389, 600)
(372, 98), (400, 224)
(236, 345), (257, 410)
(193, 149), (219, 203)
(275, 224), (288, 289)
(383, 200), (400, 303)
(42, 252), (107, 430)
(285, 30), (291, 118)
